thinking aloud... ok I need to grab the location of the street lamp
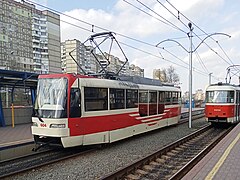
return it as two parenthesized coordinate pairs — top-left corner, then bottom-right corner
(225, 65), (240, 84)
(156, 23), (231, 128)
(209, 73), (213, 85)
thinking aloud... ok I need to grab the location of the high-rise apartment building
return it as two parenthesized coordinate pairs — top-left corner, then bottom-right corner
(129, 64), (144, 77)
(0, 0), (61, 73)
(41, 10), (61, 74)
(96, 52), (146, 77)
(105, 53), (130, 76)
(61, 39), (96, 74)
(61, 39), (144, 77)
(0, 0), (33, 71)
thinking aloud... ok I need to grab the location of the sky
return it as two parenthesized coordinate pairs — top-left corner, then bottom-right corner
(29, 0), (240, 93)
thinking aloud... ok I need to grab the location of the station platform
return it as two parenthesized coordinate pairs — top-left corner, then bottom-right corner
(0, 123), (33, 148)
(183, 122), (240, 180)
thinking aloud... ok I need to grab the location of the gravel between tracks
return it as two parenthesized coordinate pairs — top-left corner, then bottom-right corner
(5, 118), (208, 180)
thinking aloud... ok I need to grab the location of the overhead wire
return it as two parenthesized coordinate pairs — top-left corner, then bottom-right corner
(26, 0), (161, 48)
(119, 41), (189, 70)
(193, 51), (209, 74)
(122, 0), (184, 32)
(121, 42), (214, 78)
(155, 0), (189, 30)
(194, 51), (209, 74)
(150, 0), (235, 80)
(128, 0), (225, 80)
(128, 0), (226, 76)
(126, 0), (223, 78)
(154, 0), (233, 67)
(165, 0), (237, 69)
(26, 0), (221, 80)
(132, 0), (188, 34)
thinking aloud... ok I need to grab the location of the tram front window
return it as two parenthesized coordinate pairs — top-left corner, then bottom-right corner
(206, 90), (234, 103)
(34, 78), (68, 118)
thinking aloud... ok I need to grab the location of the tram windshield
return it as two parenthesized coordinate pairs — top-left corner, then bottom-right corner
(206, 90), (234, 103)
(34, 78), (68, 118)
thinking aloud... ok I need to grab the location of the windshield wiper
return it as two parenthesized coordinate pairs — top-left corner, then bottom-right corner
(33, 108), (44, 122)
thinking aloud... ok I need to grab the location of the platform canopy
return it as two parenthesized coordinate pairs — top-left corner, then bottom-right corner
(0, 69), (38, 88)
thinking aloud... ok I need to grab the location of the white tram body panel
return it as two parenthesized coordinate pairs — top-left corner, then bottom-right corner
(32, 74), (181, 148)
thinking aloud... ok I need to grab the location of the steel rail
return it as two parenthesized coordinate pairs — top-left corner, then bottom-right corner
(0, 147), (96, 179)
(101, 124), (234, 180)
(169, 125), (234, 180)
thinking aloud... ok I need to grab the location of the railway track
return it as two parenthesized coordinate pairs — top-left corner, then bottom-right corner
(101, 124), (234, 180)
(0, 110), (205, 179)
(0, 146), (95, 179)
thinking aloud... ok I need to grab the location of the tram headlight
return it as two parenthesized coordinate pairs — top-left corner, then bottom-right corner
(50, 124), (66, 128)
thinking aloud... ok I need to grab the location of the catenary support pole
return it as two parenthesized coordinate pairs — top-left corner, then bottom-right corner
(188, 22), (193, 129)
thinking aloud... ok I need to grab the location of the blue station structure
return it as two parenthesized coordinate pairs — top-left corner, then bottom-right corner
(0, 69), (38, 127)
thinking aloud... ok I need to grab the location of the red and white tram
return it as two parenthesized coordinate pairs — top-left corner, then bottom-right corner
(205, 83), (240, 124)
(32, 73), (181, 148)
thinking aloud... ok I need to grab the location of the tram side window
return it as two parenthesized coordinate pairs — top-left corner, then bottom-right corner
(139, 91), (148, 116)
(158, 91), (165, 114)
(165, 92), (172, 105)
(126, 89), (138, 108)
(172, 92), (178, 104)
(227, 91), (234, 103)
(84, 87), (108, 111)
(139, 91), (148, 103)
(238, 91), (240, 105)
(110, 88), (125, 110)
(149, 91), (157, 115)
(70, 88), (81, 118)
(178, 92), (182, 102)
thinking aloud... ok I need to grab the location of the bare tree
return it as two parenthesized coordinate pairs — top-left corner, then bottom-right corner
(166, 65), (180, 84)
(154, 66), (180, 84)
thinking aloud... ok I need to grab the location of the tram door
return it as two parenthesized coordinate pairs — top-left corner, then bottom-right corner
(70, 88), (81, 118)
(236, 91), (240, 122)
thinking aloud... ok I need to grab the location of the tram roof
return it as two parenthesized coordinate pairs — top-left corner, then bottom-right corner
(207, 82), (240, 91)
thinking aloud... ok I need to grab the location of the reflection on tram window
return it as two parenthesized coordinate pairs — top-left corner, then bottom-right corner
(206, 91), (234, 103)
(84, 87), (108, 111)
(126, 89), (138, 108)
(110, 88), (125, 110)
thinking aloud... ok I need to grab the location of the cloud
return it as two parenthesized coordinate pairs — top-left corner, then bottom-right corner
(60, 0), (239, 92)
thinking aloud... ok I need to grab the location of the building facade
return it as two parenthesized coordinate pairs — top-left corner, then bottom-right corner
(0, 0), (33, 71)
(0, 0), (61, 73)
(153, 68), (166, 82)
(61, 40), (144, 77)
(129, 64), (144, 77)
(61, 39), (97, 74)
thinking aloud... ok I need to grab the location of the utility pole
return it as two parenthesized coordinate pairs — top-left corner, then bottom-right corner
(209, 73), (213, 85)
(188, 22), (193, 129)
(156, 29), (231, 129)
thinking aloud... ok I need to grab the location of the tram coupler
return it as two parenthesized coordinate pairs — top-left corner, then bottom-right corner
(32, 143), (48, 152)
